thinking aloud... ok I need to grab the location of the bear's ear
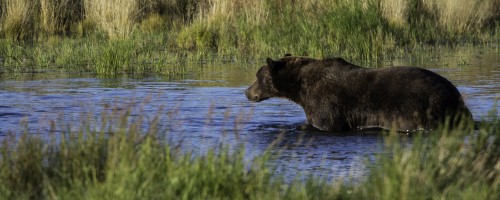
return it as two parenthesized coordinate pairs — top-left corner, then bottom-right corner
(284, 53), (292, 57)
(267, 58), (284, 71)
(267, 58), (276, 69)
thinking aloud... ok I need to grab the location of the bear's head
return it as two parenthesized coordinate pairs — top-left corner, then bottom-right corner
(245, 54), (315, 102)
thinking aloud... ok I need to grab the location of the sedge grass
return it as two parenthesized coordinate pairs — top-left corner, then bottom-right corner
(175, 0), (498, 61)
(0, 34), (187, 75)
(83, 0), (139, 39)
(40, 0), (83, 35)
(421, 0), (496, 34)
(0, 0), (498, 74)
(0, 100), (498, 199)
(360, 116), (499, 200)
(0, 0), (37, 41)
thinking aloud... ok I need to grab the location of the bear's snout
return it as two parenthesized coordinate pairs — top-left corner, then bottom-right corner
(245, 87), (260, 102)
(245, 82), (264, 102)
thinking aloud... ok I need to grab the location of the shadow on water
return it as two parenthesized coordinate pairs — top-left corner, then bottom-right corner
(0, 46), (498, 181)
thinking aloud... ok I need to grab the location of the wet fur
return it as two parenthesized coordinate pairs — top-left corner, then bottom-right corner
(246, 55), (473, 132)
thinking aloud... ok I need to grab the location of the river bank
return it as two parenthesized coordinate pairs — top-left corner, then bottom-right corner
(1, 0), (498, 75)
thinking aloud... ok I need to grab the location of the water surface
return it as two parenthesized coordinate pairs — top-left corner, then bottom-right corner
(0, 47), (498, 181)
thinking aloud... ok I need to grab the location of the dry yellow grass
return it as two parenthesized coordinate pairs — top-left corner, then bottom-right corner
(423, 0), (496, 33)
(194, 0), (266, 26)
(40, 0), (83, 34)
(1, 0), (35, 40)
(83, 0), (140, 39)
(380, 0), (408, 27)
(380, 0), (496, 33)
(196, 0), (333, 27)
(40, 0), (56, 33)
(0, 0), (497, 40)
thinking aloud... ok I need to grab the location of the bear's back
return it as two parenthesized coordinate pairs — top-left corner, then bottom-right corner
(296, 59), (471, 131)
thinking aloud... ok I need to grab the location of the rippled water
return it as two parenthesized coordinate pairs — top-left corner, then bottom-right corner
(0, 47), (498, 181)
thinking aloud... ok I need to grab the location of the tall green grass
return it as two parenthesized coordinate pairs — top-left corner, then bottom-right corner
(176, 0), (392, 60)
(0, 103), (498, 199)
(176, 0), (498, 61)
(0, 0), (498, 74)
(0, 34), (187, 75)
(2, 0), (495, 39)
(360, 118), (499, 199)
(0, 104), (336, 199)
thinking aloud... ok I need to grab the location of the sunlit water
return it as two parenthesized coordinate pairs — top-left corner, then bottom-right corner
(0, 47), (498, 182)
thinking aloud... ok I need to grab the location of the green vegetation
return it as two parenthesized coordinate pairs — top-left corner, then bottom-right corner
(0, 0), (498, 74)
(0, 103), (498, 199)
(0, 35), (187, 75)
(0, 1), (498, 199)
(363, 118), (500, 200)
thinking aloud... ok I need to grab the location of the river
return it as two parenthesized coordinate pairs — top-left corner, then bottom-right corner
(0, 46), (498, 182)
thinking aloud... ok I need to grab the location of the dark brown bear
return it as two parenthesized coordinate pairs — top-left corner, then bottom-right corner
(245, 55), (473, 132)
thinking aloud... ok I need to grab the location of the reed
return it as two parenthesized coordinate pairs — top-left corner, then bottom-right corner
(83, 0), (140, 39)
(0, 0), (498, 73)
(0, 101), (497, 199)
(0, 0), (37, 40)
(0, 35), (186, 75)
(176, 0), (388, 60)
(380, 0), (408, 28)
(40, 0), (83, 35)
(422, 0), (496, 34)
(380, 0), (498, 37)
(360, 117), (500, 199)
(1, 0), (497, 40)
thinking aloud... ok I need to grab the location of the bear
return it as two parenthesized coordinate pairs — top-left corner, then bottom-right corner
(245, 54), (473, 132)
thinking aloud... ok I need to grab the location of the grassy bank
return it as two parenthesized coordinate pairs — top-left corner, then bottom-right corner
(0, 34), (189, 75)
(0, 0), (498, 74)
(0, 104), (498, 199)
